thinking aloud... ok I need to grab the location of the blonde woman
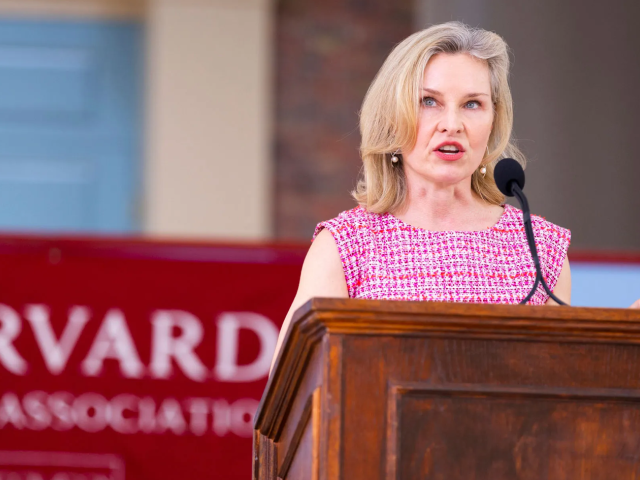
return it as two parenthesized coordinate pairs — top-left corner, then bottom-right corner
(272, 22), (639, 367)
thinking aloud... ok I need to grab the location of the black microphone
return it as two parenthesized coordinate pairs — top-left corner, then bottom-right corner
(494, 158), (567, 306)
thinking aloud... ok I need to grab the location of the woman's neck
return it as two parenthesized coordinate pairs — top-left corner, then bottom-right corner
(394, 181), (502, 232)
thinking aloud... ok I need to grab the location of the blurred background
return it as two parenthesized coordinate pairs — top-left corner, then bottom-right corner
(0, 0), (636, 307)
(0, 1), (638, 478)
(0, 0), (636, 244)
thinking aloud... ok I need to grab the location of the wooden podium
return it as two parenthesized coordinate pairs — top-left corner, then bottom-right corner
(253, 298), (640, 479)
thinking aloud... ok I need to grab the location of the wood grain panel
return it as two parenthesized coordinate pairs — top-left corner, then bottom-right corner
(340, 333), (640, 479)
(388, 384), (640, 480)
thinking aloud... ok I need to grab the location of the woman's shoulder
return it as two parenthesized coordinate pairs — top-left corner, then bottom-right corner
(501, 204), (571, 238)
(501, 204), (571, 277)
(312, 205), (381, 298)
(313, 205), (381, 239)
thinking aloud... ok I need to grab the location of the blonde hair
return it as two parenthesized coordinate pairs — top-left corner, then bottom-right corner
(353, 21), (525, 212)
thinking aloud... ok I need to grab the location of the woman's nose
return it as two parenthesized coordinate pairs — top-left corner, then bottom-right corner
(437, 107), (464, 133)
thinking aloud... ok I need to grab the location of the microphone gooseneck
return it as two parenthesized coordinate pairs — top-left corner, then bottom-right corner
(493, 159), (568, 306)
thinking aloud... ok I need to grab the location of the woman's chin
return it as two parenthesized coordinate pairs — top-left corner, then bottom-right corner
(426, 168), (474, 186)
(437, 162), (477, 179)
(405, 162), (476, 187)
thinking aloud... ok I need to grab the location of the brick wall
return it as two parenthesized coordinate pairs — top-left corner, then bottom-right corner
(274, 0), (414, 239)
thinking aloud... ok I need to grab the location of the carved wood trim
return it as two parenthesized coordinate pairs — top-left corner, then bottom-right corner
(253, 431), (277, 480)
(392, 382), (640, 401)
(321, 335), (343, 480)
(277, 388), (320, 479)
(386, 385), (401, 480)
(255, 308), (325, 437)
(311, 388), (320, 480)
(304, 297), (640, 322)
(303, 299), (640, 344)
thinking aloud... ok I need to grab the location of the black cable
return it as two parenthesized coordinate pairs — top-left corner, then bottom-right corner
(512, 184), (567, 306)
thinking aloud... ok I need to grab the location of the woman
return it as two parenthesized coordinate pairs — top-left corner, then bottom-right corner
(272, 22), (639, 366)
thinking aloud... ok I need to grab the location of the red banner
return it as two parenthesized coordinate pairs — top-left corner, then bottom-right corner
(0, 235), (306, 480)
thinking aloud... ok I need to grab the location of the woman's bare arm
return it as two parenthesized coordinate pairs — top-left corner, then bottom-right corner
(545, 256), (571, 306)
(269, 229), (348, 374)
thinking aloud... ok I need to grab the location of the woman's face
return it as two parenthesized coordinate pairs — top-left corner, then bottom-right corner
(402, 53), (494, 190)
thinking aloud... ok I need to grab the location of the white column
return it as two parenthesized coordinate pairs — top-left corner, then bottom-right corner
(144, 0), (273, 239)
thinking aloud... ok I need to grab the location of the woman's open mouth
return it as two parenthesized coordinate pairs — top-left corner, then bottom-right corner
(434, 142), (465, 161)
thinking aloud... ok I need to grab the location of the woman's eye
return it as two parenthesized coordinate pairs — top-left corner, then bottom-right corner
(465, 100), (481, 109)
(421, 97), (437, 107)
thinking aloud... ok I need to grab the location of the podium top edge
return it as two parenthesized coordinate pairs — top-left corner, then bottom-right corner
(294, 297), (640, 323)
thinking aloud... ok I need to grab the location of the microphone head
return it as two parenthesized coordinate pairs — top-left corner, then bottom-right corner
(494, 158), (525, 197)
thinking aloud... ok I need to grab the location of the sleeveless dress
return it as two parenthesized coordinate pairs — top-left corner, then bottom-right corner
(314, 204), (571, 305)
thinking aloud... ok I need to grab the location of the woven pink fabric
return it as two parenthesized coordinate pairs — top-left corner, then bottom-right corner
(314, 204), (570, 305)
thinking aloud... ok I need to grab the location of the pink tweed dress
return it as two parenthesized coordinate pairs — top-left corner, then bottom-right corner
(314, 204), (570, 305)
